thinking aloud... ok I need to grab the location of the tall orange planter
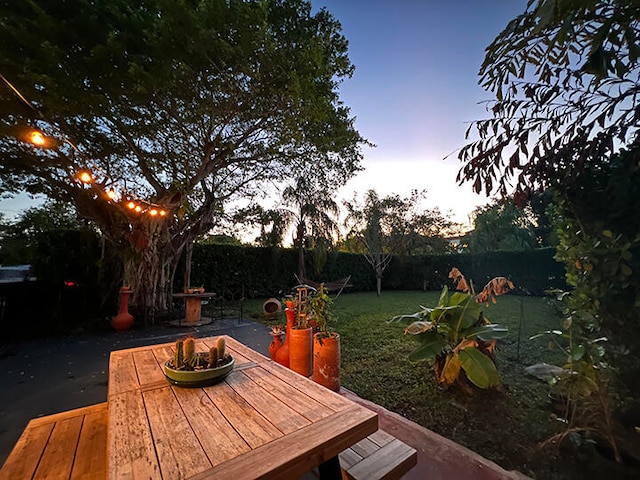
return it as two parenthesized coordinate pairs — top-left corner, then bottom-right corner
(289, 327), (313, 377)
(112, 287), (134, 332)
(312, 333), (341, 391)
(275, 305), (296, 367)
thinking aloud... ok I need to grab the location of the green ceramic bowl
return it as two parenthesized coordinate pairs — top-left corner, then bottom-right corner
(164, 355), (235, 388)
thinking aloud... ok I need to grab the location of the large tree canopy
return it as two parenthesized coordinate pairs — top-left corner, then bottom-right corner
(457, 0), (640, 201)
(466, 199), (537, 253)
(0, 0), (366, 313)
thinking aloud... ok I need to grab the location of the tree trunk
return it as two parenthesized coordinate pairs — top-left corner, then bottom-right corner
(119, 219), (189, 324)
(296, 221), (306, 280)
(184, 240), (193, 289)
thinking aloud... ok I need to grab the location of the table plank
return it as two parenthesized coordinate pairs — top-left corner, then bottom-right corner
(70, 404), (108, 480)
(34, 415), (82, 479)
(108, 390), (161, 479)
(133, 349), (165, 386)
(191, 404), (378, 480)
(242, 366), (330, 422)
(108, 352), (139, 396)
(172, 387), (251, 467)
(203, 381), (283, 449)
(224, 336), (354, 411)
(0, 422), (53, 479)
(226, 371), (311, 435)
(142, 387), (212, 479)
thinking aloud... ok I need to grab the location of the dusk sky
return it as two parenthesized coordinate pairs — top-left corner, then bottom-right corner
(0, 1), (528, 227)
(315, 0), (528, 226)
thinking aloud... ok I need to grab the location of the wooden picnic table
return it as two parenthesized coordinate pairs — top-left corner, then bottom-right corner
(107, 335), (378, 479)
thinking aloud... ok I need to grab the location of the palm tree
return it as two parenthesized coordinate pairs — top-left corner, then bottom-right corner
(280, 176), (340, 279)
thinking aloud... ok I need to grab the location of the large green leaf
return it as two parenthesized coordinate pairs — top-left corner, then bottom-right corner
(465, 324), (509, 341)
(449, 291), (472, 306)
(458, 347), (500, 389)
(408, 332), (447, 362)
(437, 285), (449, 307)
(433, 301), (480, 330)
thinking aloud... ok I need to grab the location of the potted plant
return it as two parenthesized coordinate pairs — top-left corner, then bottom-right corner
(164, 336), (234, 387)
(309, 284), (341, 391)
(288, 287), (313, 377)
(268, 324), (285, 360)
(391, 267), (513, 390)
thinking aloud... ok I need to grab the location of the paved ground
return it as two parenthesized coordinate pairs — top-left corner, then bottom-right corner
(0, 316), (272, 466)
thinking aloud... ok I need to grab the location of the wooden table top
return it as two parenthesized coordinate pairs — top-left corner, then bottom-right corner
(107, 335), (378, 479)
(171, 292), (216, 299)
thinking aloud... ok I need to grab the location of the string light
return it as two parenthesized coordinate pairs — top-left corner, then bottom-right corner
(2, 73), (174, 219)
(29, 130), (46, 146)
(78, 171), (93, 183)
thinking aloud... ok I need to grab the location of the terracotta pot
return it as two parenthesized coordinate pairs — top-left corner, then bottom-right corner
(112, 287), (134, 332)
(289, 327), (313, 377)
(312, 333), (341, 391)
(263, 298), (282, 321)
(269, 332), (284, 361)
(275, 307), (296, 367)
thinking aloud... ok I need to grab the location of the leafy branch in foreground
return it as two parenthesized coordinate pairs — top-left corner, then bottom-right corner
(456, 0), (640, 202)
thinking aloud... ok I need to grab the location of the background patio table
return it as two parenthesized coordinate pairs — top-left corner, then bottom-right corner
(171, 292), (216, 326)
(107, 335), (378, 479)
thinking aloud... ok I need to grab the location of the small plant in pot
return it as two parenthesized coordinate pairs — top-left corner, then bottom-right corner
(310, 284), (341, 391)
(164, 336), (234, 387)
(289, 286), (314, 377)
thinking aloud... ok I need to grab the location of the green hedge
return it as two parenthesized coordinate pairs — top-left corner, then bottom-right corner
(384, 247), (566, 295)
(189, 245), (566, 298)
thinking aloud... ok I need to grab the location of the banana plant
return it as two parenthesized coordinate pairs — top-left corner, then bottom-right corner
(391, 285), (509, 389)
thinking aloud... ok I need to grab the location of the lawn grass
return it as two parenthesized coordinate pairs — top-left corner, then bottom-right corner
(244, 290), (606, 478)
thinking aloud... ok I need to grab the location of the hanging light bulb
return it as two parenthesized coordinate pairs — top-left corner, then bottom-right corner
(78, 171), (93, 183)
(159, 210), (167, 216)
(149, 209), (158, 216)
(134, 205), (142, 213)
(29, 130), (46, 146)
(106, 189), (117, 200)
(127, 201), (136, 210)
